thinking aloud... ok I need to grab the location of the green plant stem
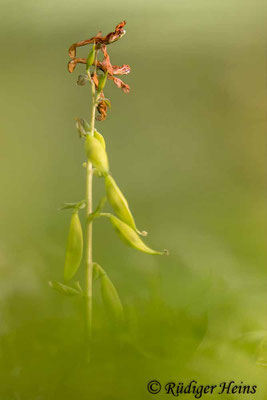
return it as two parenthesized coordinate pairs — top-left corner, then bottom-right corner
(84, 61), (100, 343)
(85, 80), (95, 341)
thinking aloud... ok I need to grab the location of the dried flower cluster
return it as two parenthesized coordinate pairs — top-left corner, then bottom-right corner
(68, 21), (130, 120)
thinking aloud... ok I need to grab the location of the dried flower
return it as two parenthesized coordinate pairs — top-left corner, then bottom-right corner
(68, 21), (130, 120)
(68, 21), (127, 59)
(97, 100), (108, 121)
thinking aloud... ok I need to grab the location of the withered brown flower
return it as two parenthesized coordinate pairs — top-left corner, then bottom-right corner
(68, 21), (130, 120)
(68, 21), (127, 59)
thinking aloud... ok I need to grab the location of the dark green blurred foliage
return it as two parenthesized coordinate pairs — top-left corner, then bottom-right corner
(0, 0), (266, 398)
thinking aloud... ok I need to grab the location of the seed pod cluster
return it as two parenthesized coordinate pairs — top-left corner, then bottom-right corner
(85, 134), (109, 175)
(64, 211), (83, 281)
(54, 24), (168, 331)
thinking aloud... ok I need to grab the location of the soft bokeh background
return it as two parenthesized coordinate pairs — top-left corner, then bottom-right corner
(0, 0), (266, 399)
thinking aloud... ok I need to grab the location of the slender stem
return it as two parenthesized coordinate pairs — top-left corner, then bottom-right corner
(84, 52), (100, 344)
(85, 77), (96, 341)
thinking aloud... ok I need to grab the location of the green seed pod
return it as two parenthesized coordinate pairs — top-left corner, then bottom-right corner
(105, 175), (146, 236)
(64, 211), (83, 281)
(97, 71), (108, 92)
(100, 273), (124, 322)
(86, 45), (95, 69)
(109, 215), (165, 255)
(85, 134), (109, 175)
(94, 129), (106, 150)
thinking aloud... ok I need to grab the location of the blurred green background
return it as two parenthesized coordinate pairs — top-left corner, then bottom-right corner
(0, 0), (266, 398)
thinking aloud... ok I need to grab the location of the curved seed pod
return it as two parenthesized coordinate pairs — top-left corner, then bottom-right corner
(64, 211), (83, 281)
(100, 273), (124, 322)
(109, 215), (166, 255)
(94, 129), (106, 150)
(105, 175), (146, 236)
(85, 134), (109, 175)
(86, 45), (96, 69)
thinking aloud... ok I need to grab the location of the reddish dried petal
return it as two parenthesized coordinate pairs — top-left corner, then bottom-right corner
(68, 21), (126, 60)
(100, 45), (113, 75)
(68, 58), (86, 73)
(112, 64), (130, 75)
(92, 73), (99, 88)
(110, 76), (130, 93)
(94, 47), (129, 78)
(104, 21), (126, 44)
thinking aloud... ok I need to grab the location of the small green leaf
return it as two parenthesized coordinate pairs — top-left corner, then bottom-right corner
(75, 118), (90, 137)
(95, 197), (107, 214)
(58, 200), (86, 211)
(76, 75), (88, 86)
(49, 281), (81, 296)
(80, 118), (91, 132)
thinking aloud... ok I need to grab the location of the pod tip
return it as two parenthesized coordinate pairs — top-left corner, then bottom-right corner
(163, 249), (169, 256)
(140, 230), (148, 237)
